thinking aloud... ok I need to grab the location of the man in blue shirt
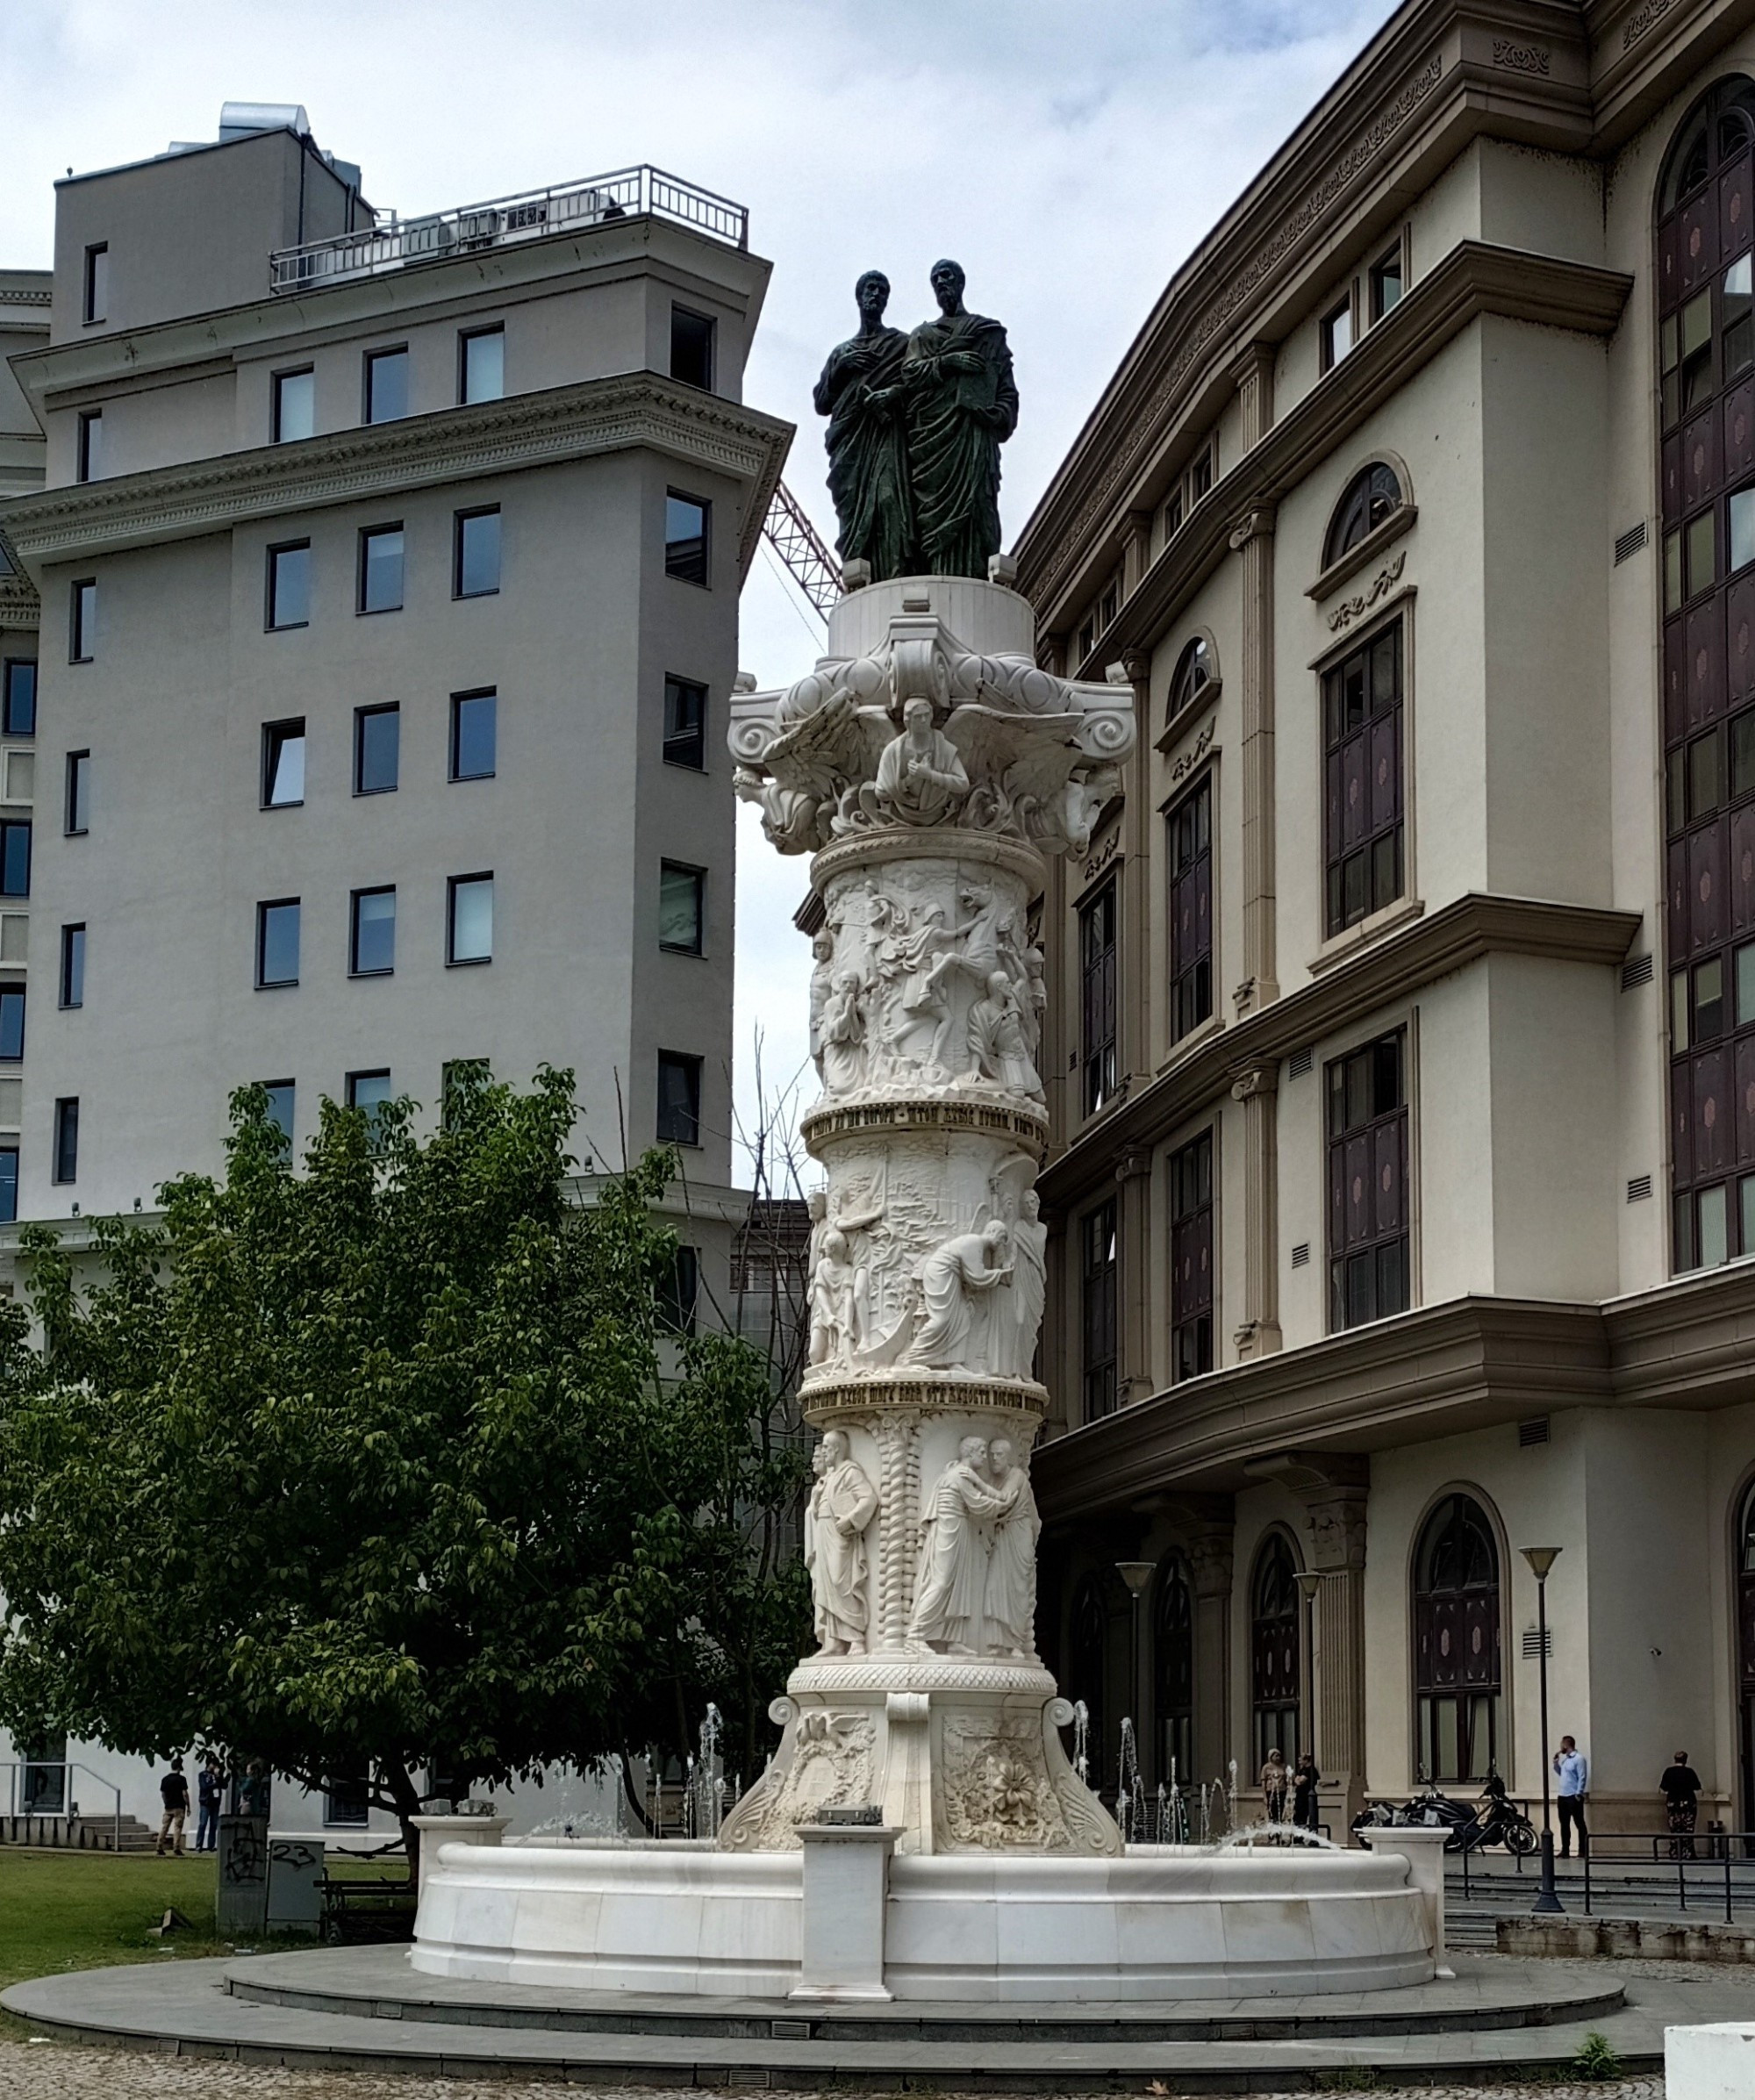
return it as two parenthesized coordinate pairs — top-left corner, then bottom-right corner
(1554, 1735), (1589, 1857)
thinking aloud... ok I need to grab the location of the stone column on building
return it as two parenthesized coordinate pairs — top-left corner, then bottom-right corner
(1116, 1146), (1155, 1403)
(1229, 334), (1279, 1022)
(1164, 1494), (1236, 1790)
(1228, 1059), (1282, 1358)
(1120, 651), (1153, 1093)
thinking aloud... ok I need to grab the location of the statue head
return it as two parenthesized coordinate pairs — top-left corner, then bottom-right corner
(812, 1441), (827, 1477)
(903, 696), (935, 737)
(982, 1220), (1012, 1260)
(986, 969), (1010, 1000)
(821, 1227), (849, 1263)
(990, 1436), (1014, 1476)
(930, 258), (967, 314)
(807, 1186), (827, 1222)
(812, 930), (834, 964)
(1022, 1190), (1040, 1223)
(855, 269), (890, 320)
(958, 1434), (988, 1467)
(822, 1429), (849, 1465)
(832, 969), (860, 994)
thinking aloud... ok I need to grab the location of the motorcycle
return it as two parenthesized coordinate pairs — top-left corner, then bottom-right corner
(1351, 1778), (1537, 1855)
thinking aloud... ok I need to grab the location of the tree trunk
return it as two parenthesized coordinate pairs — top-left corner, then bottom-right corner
(382, 1760), (425, 1893)
(620, 1749), (658, 1835)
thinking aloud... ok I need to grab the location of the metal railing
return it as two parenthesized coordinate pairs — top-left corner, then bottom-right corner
(1451, 1823), (1755, 1924)
(2, 1760), (122, 1854)
(269, 164), (748, 293)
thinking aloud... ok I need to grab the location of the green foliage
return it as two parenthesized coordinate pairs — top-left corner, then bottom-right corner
(0, 1070), (810, 1851)
(1570, 2031), (1623, 2082)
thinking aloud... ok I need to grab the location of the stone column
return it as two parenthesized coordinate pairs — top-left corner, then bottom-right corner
(1229, 505), (1279, 1019)
(1175, 1502), (1236, 1790)
(1120, 651), (1153, 1093)
(1228, 1060), (1281, 1359)
(1116, 1146), (1155, 1403)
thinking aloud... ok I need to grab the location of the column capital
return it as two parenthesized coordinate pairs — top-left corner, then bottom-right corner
(1228, 1060), (1279, 1103)
(1228, 505), (1278, 552)
(1114, 1146), (1155, 1184)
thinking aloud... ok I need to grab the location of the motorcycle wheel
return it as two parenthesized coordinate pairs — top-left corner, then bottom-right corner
(1504, 1818), (1538, 1856)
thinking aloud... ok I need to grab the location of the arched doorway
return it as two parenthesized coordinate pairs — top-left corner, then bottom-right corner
(1737, 1482), (1755, 1829)
(1071, 1572), (1109, 1788)
(1413, 1492), (1502, 1784)
(1154, 1553), (1194, 1788)
(1250, 1532), (1300, 1768)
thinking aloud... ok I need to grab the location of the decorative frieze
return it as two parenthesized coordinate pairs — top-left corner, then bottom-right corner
(1327, 551), (1408, 633)
(1490, 38), (1551, 74)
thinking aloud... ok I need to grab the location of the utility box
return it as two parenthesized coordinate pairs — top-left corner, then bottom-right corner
(214, 1815), (269, 1936)
(266, 1836), (325, 1937)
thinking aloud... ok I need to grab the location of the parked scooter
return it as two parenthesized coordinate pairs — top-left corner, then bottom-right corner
(1352, 1775), (1537, 1855)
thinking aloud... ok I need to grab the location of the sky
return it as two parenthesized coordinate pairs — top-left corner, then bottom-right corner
(4, 0), (1400, 1185)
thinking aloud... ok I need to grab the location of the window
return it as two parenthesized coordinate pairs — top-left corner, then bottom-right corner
(273, 369), (314, 444)
(267, 542), (310, 631)
(350, 886), (396, 976)
(0, 988), (24, 1060)
(1413, 1492), (1501, 1785)
(0, 821), (30, 897)
(77, 411), (102, 484)
(1079, 879), (1118, 1115)
(659, 1244), (700, 1334)
(261, 720), (305, 807)
(665, 492), (709, 585)
(659, 862), (705, 954)
(64, 751), (90, 835)
(354, 705), (399, 794)
(1169, 1129), (1214, 1382)
(83, 244), (109, 325)
(1250, 1534), (1300, 1768)
(663, 676), (707, 769)
(1168, 774), (1212, 1041)
(261, 1080), (295, 1146)
(52, 1098), (78, 1185)
(0, 1146), (17, 1223)
(455, 506), (501, 597)
(1161, 438), (1217, 548)
(1323, 462), (1404, 568)
(59, 925), (84, 1009)
(450, 690), (496, 780)
(1080, 1199), (1119, 1422)
(1322, 618), (1405, 935)
(70, 580), (95, 663)
(1168, 635), (1215, 721)
(347, 1069), (392, 1143)
(1370, 245), (1405, 322)
(364, 347), (409, 424)
(256, 899), (300, 988)
(459, 325), (505, 405)
(656, 1050), (703, 1145)
(324, 1771), (369, 1828)
(1154, 1557), (1194, 1787)
(447, 874), (492, 964)
(1327, 1029), (1410, 1331)
(1320, 295), (1354, 370)
(3, 661), (36, 736)
(670, 307), (716, 391)
(357, 525), (404, 613)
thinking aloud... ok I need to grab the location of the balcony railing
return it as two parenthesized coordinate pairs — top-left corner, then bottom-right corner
(269, 164), (747, 294)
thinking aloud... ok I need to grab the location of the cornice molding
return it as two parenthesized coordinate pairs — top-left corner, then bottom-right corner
(0, 575), (39, 630)
(1038, 889), (1642, 1213)
(0, 375), (795, 583)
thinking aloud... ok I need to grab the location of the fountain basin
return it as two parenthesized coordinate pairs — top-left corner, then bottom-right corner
(412, 1838), (1436, 2001)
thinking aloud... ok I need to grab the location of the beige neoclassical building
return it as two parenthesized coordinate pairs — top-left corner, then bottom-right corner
(1021, 0), (1755, 1837)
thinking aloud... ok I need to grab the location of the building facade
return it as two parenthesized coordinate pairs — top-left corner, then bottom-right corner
(0, 107), (789, 1838)
(1019, 0), (1755, 1838)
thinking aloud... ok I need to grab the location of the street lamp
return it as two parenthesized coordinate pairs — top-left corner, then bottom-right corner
(1294, 1569), (1322, 1778)
(1520, 1545), (1565, 1916)
(1115, 1561), (1156, 1740)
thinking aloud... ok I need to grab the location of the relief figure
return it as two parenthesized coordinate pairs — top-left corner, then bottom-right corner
(806, 1430), (880, 1654)
(908, 1436), (1021, 1653)
(907, 1221), (1013, 1372)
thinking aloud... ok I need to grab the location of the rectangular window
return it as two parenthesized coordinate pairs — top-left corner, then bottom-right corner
(659, 1244), (700, 1334)
(1322, 617), (1405, 935)
(0, 821), (30, 898)
(656, 1050), (703, 1146)
(1168, 773), (1212, 1041)
(52, 1098), (78, 1185)
(3, 661), (36, 737)
(364, 347), (409, 424)
(659, 861), (705, 954)
(349, 886), (396, 976)
(70, 581), (96, 663)
(267, 542), (310, 631)
(670, 308), (715, 391)
(272, 368), (314, 443)
(447, 874), (492, 964)
(1170, 1129), (1214, 1382)
(1081, 1199), (1119, 1422)
(354, 704), (399, 794)
(663, 677), (706, 769)
(1369, 245), (1404, 322)
(77, 411), (102, 484)
(256, 899), (300, 988)
(0, 987), (24, 1061)
(1321, 296), (1354, 371)
(665, 492), (710, 585)
(357, 525), (404, 613)
(459, 325), (505, 405)
(1187, 443), (1214, 503)
(64, 751), (90, 835)
(1080, 878), (1118, 1115)
(449, 690), (497, 780)
(347, 1069), (391, 1146)
(454, 506), (501, 598)
(261, 1080), (295, 1146)
(1327, 1030), (1411, 1332)
(59, 925), (84, 1010)
(1734, 484), (1755, 576)
(261, 720), (305, 807)
(83, 244), (108, 325)
(0, 1146), (18, 1222)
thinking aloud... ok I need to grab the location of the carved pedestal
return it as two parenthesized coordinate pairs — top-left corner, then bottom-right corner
(720, 572), (1134, 1859)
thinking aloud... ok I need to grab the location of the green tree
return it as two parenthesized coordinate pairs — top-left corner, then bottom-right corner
(0, 1070), (811, 1876)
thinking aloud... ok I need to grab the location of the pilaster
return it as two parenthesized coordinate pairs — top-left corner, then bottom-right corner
(1115, 1146), (1155, 1402)
(1229, 504), (1279, 1018)
(1169, 1495), (1236, 1789)
(1228, 1060), (1282, 1358)
(1120, 652), (1153, 1090)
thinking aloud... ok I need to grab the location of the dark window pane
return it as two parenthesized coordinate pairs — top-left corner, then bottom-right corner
(1080, 880), (1118, 1114)
(0, 988), (24, 1060)
(455, 509), (500, 597)
(77, 412), (101, 483)
(53, 1099), (77, 1184)
(268, 544), (310, 629)
(448, 876), (492, 964)
(355, 706), (399, 793)
(273, 369), (314, 443)
(65, 751), (90, 835)
(663, 677), (706, 768)
(261, 1081), (295, 1145)
(347, 1070), (391, 1149)
(262, 721), (305, 807)
(450, 692), (496, 779)
(665, 493), (709, 585)
(365, 348), (408, 424)
(1696, 953), (1727, 1036)
(656, 1051), (702, 1145)
(84, 244), (107, 325)
(1370, 247), (1403, 319)
(350, 888), (396, 975)
(359, 527), (404, 613)
(4, 662), (36, 736)
(257, 900), (300, 987)
(0, 821), (31, 897)
(1692, 727), (1726, 813)
(460, 327), (504, 405)
(0, 1147), (18, 1222)
(1081, 1199), (1119, 1420)
(659, 1245), (700, 1333)
(659, 863), (704, 953)
(670, 308), (714, 390)
(59, 924), (84, 1009)
(71, 581), (96, 661)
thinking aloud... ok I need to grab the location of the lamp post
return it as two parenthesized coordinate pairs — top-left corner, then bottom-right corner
(1294, 1569), (1322, 1773)
(1116, 1561), (1155, 1781)
(1520, 1545), (1565, 1916)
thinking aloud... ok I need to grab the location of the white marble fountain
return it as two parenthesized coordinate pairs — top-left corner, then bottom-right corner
(412, 571), (1442, 2002)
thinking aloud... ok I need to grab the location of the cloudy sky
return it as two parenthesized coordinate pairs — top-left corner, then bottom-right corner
(5, 0), (1398, 1183)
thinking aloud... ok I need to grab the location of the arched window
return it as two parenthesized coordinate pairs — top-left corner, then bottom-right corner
(1413, 1492), (1501, 1783)
(1168, 634), (1216, 721)
(1250, 1532), (1300, 1767)
(1153, 1554), (1193, 1787)
(1659, 77), (1755, 221)
(1323, 462), (1403, 569)
(1737, 1483), (1755, 1827)
(1071, 1573), (1110, 1788)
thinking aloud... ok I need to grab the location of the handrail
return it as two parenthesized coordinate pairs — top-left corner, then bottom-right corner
(269, 163), (748, 294)
(3, 1760), (122, 1855)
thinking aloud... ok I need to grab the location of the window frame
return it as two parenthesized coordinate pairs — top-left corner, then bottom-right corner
(1080, 1197), (1119, 1423)
(260, 1080), (296, 1148)
(255, 898), (301, 990)
(0, 985), (25, 1062)
(664, 491), (711, 587)
(261, 719), (306, 809)
(82, 243), (109, 326)
(446, 873), (493, 967)
(1169, 1126), (1215, 1384)
(1166, 769), (1214, 1044)
(348, 885), (398, 978)
(346, 1069), (392, 1148)
(453, 505), (502, 598)
(69, 580), (96, 664)
(265, 541), (311, 633)
(76, 410), (102, 484)
(52, 1097), (78, 1186)
(1319, 606), (1409, 939)
(457, 323), (505, 405)
(1078, 877), (1119, 1117)
(670, 306), (716, 391)
(655, 1049), (704, 1147)
(272, 367), (315, 444)
(353, 703), (400, 797)
(0, 819), (31, 899)
(3, 660), (37, 738)
(663, 676), (708, 770)
(448, 688), (497, 781)
(355, 523), (405, 615)
(1324, 1023), (1415, 1333)
(58, 923), (84, 1011)
(1319, 293), (1355, 373)
(1411, 1488), (1505, 1786)
(0, 1143), (18, 1223)
(658, 860), (706, 957)
(363, 345), (410, 425)
(64, 750), (90, 836)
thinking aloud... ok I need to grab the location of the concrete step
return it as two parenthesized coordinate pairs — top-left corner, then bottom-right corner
(0, 1812), (158, 1852)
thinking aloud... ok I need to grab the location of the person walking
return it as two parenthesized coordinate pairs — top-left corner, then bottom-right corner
(1553, 1735), (1589, 1858)
(1293, 1752), (1322, 1833)
(1660, 1750), (1703, 1860)
(1260, 1746), (1291, 1827)
(195, 1753), (224, 1853)
(155, 1758), (190, 1857)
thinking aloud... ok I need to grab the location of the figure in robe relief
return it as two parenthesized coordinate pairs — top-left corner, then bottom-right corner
(813, 271), (913, 584)
(908, 1221), (1013, 1373)
(806, 930), (836, 1084)
(863, 698), (970, 828)
(967, 971), (1042, 1098)
(808, 1226), (858, 1366)
(983, 1437), (1041, 1660)
(1003, 1190), (1048, 1381)
(805, 1430), (880, 1654)
(908, 1437), (1021, 1654)
(818, 974), (867, 1094)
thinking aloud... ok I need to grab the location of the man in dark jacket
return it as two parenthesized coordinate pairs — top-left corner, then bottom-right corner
(1660, 1751), (1703, 1858)
(155, 1759), (190, 1857)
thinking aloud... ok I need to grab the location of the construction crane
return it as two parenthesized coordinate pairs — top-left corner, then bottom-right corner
(762, 480), (842, 620)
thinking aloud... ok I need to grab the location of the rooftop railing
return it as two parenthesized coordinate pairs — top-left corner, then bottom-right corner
(269, 164), (747, 294)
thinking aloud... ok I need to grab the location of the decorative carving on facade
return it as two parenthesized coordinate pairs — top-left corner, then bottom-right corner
(715, 1711), (877, 1851)
(1326, 551), (1408, 632)
(940, 1712), (1071, 1849)
(805, 1430), (880, 1654)
(1081, 821), (1123, 886)
(1169, 719), (1216, 785)
(1622, 0), (1679, 52)
(1489, 38), (1551, 74)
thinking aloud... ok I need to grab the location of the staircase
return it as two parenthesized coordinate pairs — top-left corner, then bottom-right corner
(0, 1810), (158, 1852)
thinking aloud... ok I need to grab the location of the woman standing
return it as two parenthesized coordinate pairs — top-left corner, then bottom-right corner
(1293, 1751), (1322, 1833)
(1260, 1746), (1291, 1826)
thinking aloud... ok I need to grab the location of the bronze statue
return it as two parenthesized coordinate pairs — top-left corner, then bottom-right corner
(813, 270), (913, 582)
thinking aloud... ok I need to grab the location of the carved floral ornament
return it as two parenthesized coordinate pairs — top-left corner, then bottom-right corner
(1327, 550), (1407, 633)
